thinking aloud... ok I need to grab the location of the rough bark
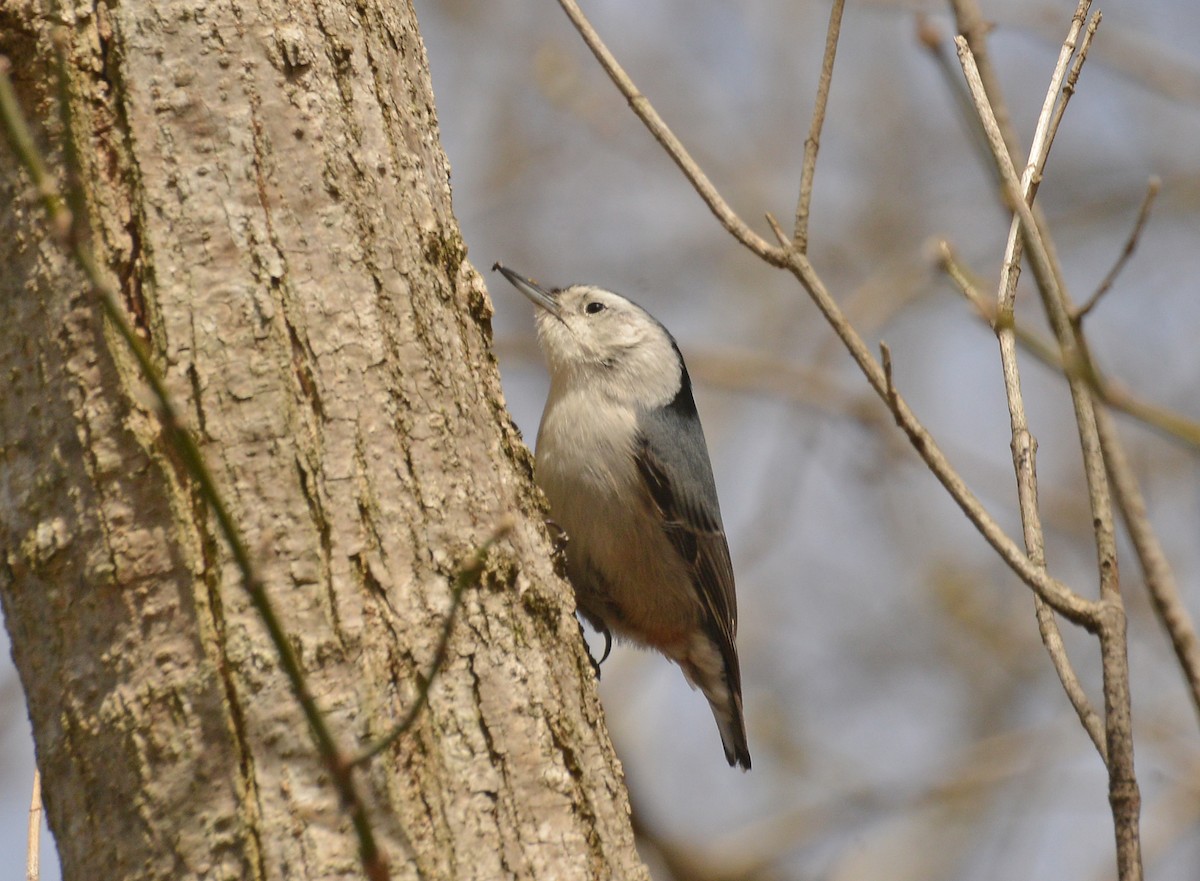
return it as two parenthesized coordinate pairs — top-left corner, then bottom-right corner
(0, 1), (647, 879)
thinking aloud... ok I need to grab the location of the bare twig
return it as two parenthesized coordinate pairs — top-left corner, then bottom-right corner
(977, 0), (1108, 762)
(943, 247), (1108, 758)
(994, 0), (1091, 316)
(26, 770), (40, 881)
(941, 244), (1200, 452)
(553, 0), (786, 266)
(0, 50), (391, 881)
(1042, 10), (1103, 181)
(953, 14), (1142, 879)
(1030, 2), (1093, 168)
(793, 0), (845, 252)
(765, 211), (790, 249)
(1077, 177), (1160, 319)
(351, 519), (514, 767)
(943, 250), (1109, 758)
(554, 0), (1099, 627)
(952, 36), (1122, 612)
(1096, 406), (1200, 728)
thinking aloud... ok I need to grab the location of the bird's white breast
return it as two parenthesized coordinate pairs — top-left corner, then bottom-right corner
(536, 383), (641, 528)
(535, 382), (699, 647)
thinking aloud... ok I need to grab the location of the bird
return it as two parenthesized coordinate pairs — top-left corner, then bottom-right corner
(493, 263), (750, 770)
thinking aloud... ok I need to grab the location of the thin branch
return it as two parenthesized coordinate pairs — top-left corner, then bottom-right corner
(855, 309), (1094, 625)
(1077, 177), (1160, 319)
(1034, 597), (1107, 758)
(1042, 10), (1103, 183)
(995, 328), (1107, 757)
(0, 50), (391, 881)
(953, 17), (1142, 880)
(978, 0), (1107, 763)
(765, 211), (791, 249)
(554, 0), (1098, 627)
(553, 0), (786, 266)
(351, 519), (514, 767)
(953, 35), (1121, 610)
(994, 0), (1091, 320)
(1021, 1), (1092, 199)
(1096, 406), (1200, 727)
(793, 0), (845, 252)
(941, 245), (1109, 758)
(951, 22), (1115, 588)
(941, 244), (1200, 452)
(950, 22), (1119, 612)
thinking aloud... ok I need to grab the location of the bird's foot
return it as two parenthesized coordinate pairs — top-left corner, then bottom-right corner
(577, 618), (612, 678)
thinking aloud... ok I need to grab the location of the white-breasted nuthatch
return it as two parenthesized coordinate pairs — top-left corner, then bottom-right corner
(494, 263), (750, 770)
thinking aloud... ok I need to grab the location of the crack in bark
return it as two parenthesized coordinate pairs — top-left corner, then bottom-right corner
(286, 318), (326, 423)
(94, 2), (153, 344)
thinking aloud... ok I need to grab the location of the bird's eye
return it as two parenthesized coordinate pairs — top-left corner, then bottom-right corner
(585, 301), (606, 315)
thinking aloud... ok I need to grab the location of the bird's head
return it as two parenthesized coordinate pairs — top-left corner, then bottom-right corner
(494, 264), (684, 409)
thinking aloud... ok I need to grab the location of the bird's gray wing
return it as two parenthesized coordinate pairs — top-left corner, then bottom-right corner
(633, 400), (739, 681)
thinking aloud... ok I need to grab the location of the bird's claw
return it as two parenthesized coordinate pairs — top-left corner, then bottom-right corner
(578, 619), (612, 679)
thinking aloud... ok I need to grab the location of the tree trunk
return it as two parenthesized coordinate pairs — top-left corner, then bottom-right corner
(0, 1), (647, 879)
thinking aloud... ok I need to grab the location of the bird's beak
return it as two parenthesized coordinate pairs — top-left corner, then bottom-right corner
(493, 263), (563, 319)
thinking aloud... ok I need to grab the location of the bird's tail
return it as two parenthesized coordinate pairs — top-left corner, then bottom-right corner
(679, 635), (751, 770)
(710, 688), (751, 770)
